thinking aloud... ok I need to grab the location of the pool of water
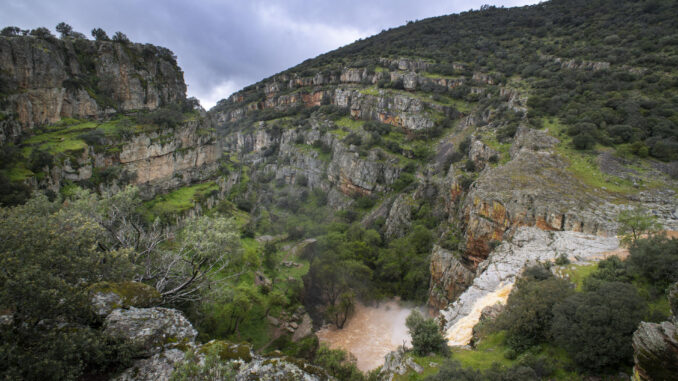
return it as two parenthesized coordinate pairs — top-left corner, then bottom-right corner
(316, 299), (423, 372)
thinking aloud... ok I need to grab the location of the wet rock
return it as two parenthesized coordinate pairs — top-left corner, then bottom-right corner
(384, 194), (414, 240)
(632, 321), (678, 381)
(460, 129), (616, 264)
(479, 303), (504, 322)
(104, 307), (197, 356)
(0, 36), (185, 134)
(235, 355), (328, 381)
(468, 139), (498, 170)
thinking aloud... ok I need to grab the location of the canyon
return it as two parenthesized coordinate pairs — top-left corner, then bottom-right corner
(2, 2), (678, 378)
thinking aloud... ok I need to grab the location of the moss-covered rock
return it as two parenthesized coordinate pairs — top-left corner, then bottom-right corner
(88, 281), (161, 317)
(199, 340), (253, 363)
(104, 306), (197, 357)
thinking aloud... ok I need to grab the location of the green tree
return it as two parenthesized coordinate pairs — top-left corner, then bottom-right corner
(497, 267), (574, 351)
(55, 22), (72, 38)
(616, 207), (661, 246)
(1, 26), (22, 37)
(91, 27), (109, 41)
(551, 282), (647, 371)
(406, 310), (449, 356)
(158, 215), (243, 304)
(0, 193), (135, 380)
(264, 289), (288, 316)
(70, 186), (244, 305)
(628, 235), (678, 290)
(112, 31), (130, 43)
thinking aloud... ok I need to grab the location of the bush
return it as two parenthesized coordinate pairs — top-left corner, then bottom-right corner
(79, 129), (107, 146)
(497, 268), (573, 351)
(392, 172), (415, 192)
(464, 159), (476, 172)
(112, 31), (130, 43)
(572, 133), (595, 150)
(28, 149), (54, 172)
(551, 282), (646, 371)
(343, 133), (362, 147)
(628, 235), (678, 291)
(313, 345), (365, 381)
(406, 310), (449, 356)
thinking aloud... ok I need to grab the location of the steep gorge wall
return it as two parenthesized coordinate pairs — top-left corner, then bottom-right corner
(34, 117), (222, 198)
(0, 35), (186, 143)
(0, 35), (220, 200)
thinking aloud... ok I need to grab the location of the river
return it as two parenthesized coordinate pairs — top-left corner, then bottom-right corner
(316, 299), (423, 372)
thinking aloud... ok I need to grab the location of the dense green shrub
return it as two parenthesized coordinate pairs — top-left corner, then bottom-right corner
(496, 266), (573, 351)
(551, 282), (646, 371)
(406, 310), (449, 356)
(313, 345), (364, 381)
(628, 235), (678, 291)
(0, 194), (136, 379)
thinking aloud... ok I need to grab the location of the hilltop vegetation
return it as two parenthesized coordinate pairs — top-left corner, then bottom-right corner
(222, 0), (678, 162)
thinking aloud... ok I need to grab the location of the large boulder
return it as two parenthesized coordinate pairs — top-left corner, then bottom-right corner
(104, 307), (197, 356)
(632, 282), (678, 380)
(113, 349), (186, 381)
(380, 347), (423, 381)
(88, 281), (162, 317)
(632, 321), (678, 381)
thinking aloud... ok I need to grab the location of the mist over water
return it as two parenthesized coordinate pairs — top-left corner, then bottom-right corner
(316, 299), (425, 372)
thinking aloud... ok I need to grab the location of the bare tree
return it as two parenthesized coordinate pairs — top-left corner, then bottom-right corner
(70, 186), (243, 305)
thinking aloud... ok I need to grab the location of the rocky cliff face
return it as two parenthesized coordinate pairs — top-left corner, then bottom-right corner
(632, 283), (678, 381)
(1, 34), (221, 201)
(209, 56), (678, 315)
(0, 35), (186, 142)
(26, 116), (221, 199)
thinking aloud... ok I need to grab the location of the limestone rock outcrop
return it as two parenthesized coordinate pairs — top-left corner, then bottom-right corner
(113, 349), (187, 381)
(428, 246), (475, 310)
(379, 347), (424, 381)
(632, 282), (678, 381)
(0, 35), (185, 140)
(441, 227), (619, 345)
(104, 307), (198, 356)
(459, 126), (616, 265)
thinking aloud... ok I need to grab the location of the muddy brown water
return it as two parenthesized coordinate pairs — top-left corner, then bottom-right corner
(316, 300), (423, 372)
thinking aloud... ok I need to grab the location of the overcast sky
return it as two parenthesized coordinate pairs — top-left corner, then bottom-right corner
(1, 0), (537, 109)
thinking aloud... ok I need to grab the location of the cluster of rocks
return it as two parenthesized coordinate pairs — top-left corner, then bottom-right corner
(88, 282), (328, 380)
(267, 306), (313, 341)
(379, 347), (425, 381)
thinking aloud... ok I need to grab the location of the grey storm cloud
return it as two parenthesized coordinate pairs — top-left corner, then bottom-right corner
(0, 0), (537, 109)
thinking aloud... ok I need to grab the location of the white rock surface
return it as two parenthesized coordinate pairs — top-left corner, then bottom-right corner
(441, 227), (619, 344)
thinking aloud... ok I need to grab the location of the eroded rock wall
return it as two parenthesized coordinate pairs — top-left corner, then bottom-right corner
(0, 35), (186, 141)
